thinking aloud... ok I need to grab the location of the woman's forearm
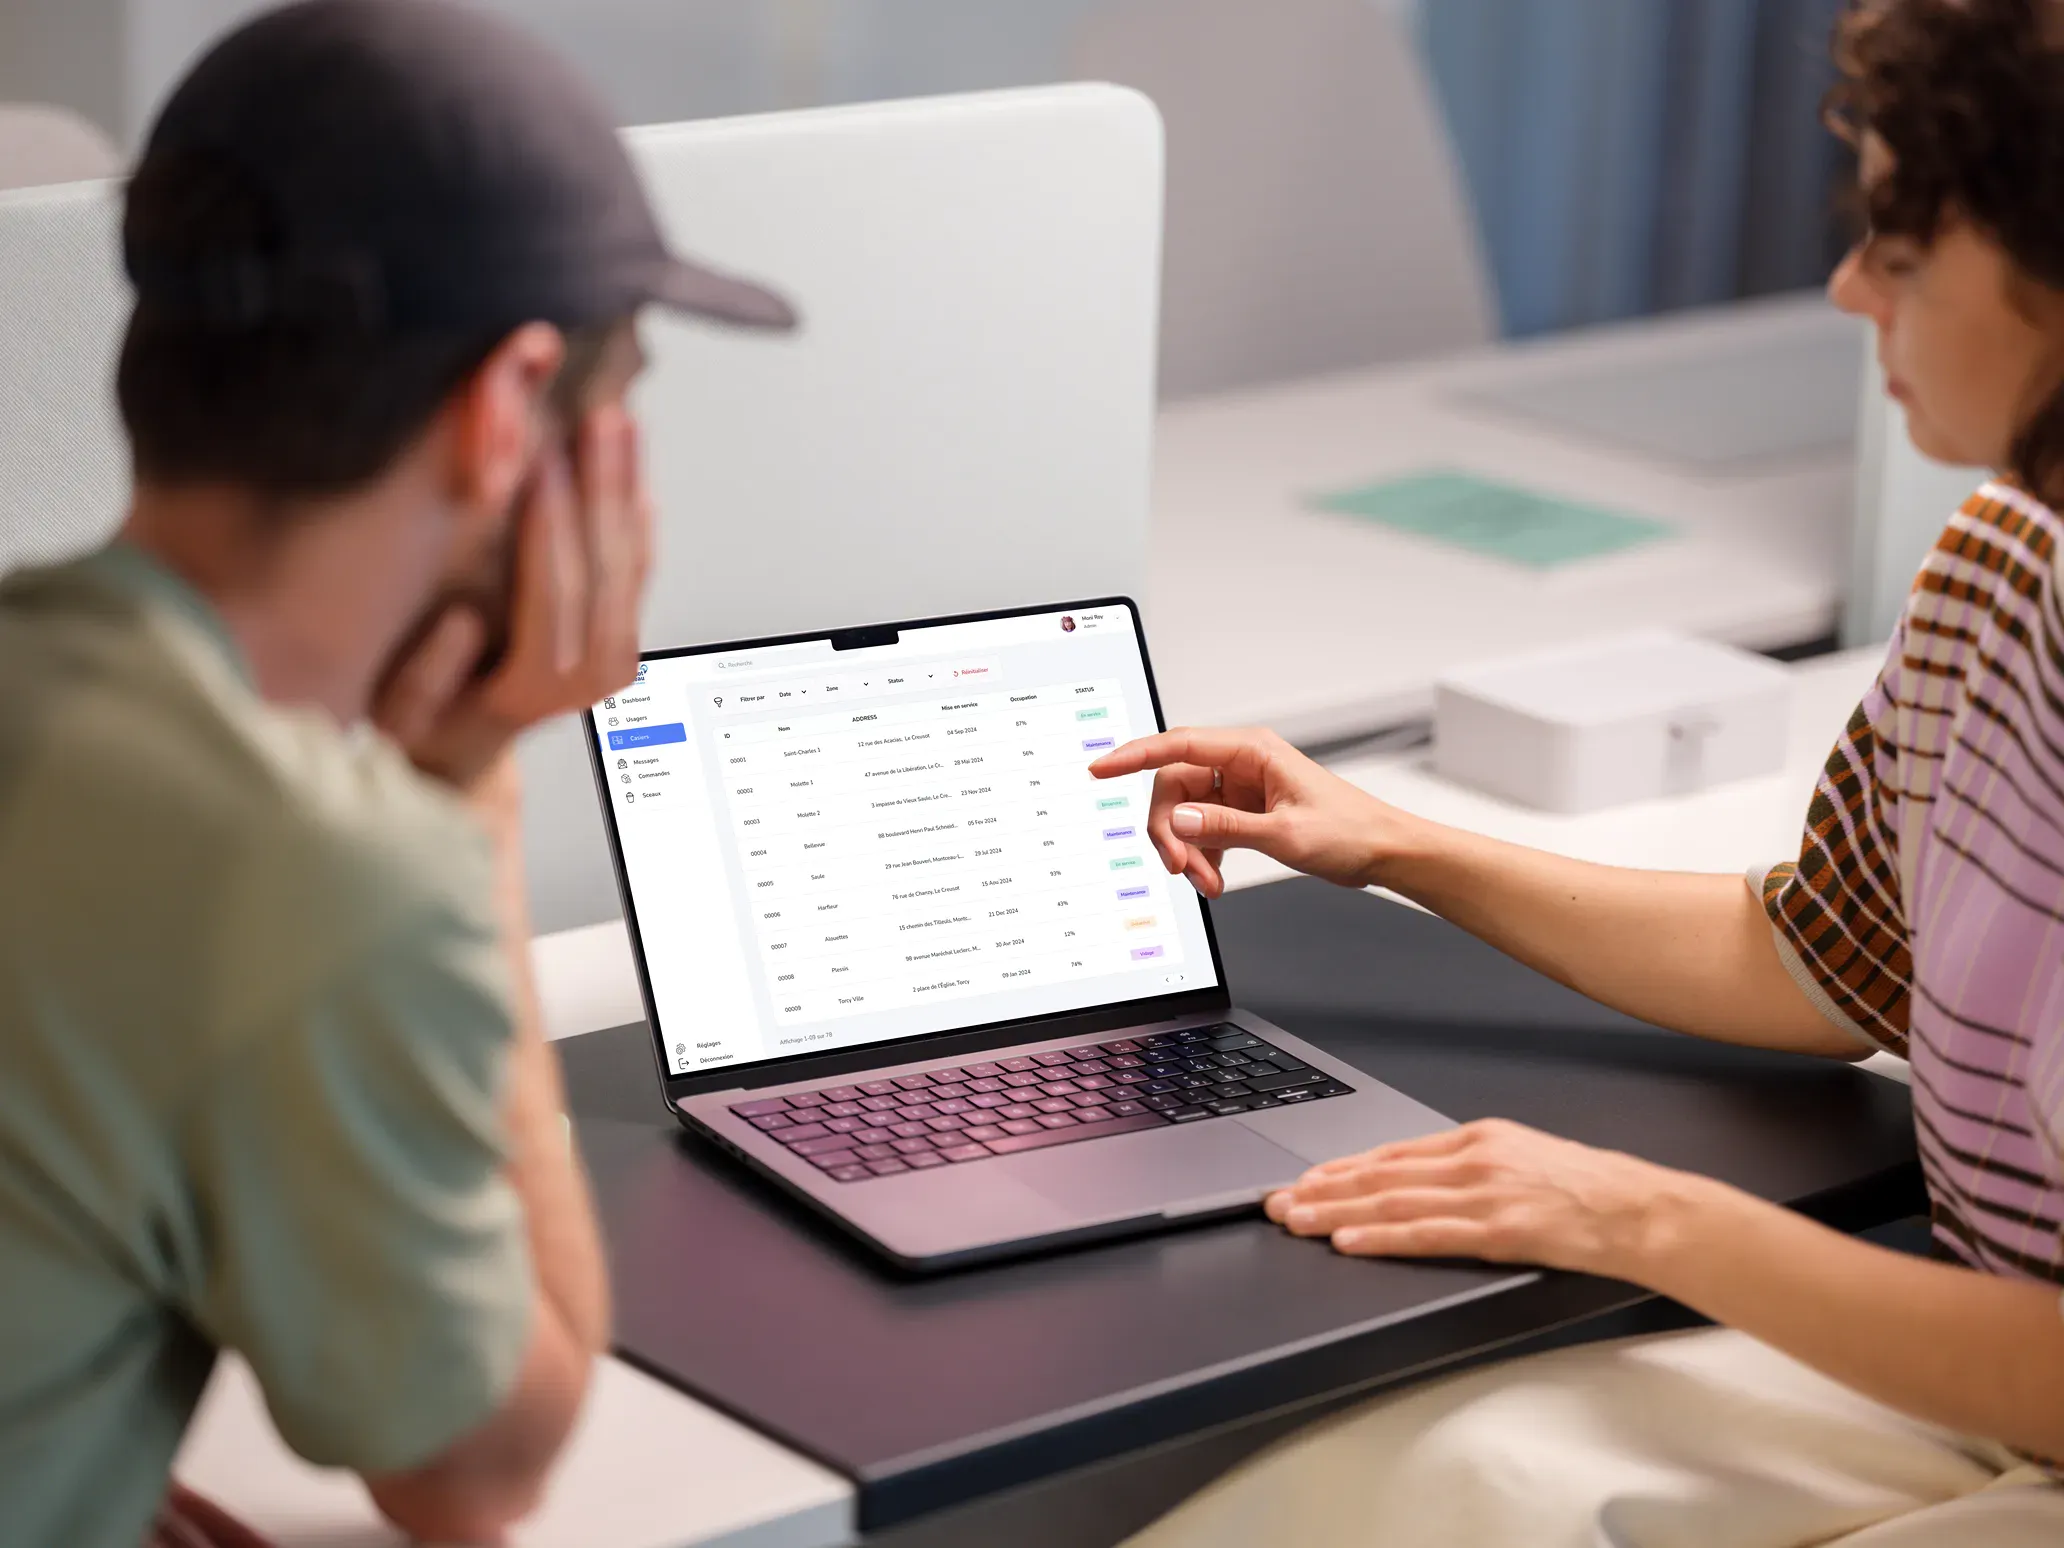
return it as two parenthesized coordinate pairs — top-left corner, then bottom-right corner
(1378, 818), (1866, 1059)
(1097, 725), (1864, 1059)
(1633, 1176), (2064, 1459)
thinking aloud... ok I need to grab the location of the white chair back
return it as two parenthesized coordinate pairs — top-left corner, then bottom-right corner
(1074, 0), (1494, 399)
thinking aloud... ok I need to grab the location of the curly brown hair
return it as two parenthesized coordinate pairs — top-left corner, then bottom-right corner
(1829, 0), (2064, 496)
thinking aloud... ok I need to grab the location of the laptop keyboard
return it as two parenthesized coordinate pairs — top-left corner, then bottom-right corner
(727, 1024), (1353, 1183)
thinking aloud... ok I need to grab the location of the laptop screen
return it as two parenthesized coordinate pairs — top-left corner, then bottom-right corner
(593, 601), (1224, 1080)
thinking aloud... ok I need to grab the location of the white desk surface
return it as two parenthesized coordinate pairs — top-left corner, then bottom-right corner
(1146, 292), (1864, 744)
(176, 1354), (852, 1548)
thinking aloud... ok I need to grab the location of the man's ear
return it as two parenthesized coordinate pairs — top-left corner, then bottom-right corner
(444, 322), (566, 518)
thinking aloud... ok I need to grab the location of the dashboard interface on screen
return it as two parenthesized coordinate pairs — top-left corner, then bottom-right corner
(595, 604), (1222, 1079)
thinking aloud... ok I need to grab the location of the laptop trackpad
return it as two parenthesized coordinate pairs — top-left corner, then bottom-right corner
(1011, 1122), (1308, 1217)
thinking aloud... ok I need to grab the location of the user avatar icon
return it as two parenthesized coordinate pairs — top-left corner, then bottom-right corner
(1061, 615), (1077, 633)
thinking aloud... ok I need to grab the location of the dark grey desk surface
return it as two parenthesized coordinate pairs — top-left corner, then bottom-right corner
(561, 879), (1921, 1534)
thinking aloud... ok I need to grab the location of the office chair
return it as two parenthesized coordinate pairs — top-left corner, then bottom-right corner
(1073, 0), (1495, 400)
(0, 105), (119, 193)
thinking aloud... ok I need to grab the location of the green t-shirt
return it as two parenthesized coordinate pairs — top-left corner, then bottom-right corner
(0, 545), (532, 1548)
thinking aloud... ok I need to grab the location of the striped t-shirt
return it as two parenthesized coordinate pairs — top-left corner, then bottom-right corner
(1762, 480), (2064, 1287)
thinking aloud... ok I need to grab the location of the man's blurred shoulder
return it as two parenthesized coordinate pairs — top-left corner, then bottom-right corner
(0, 548), (499, 1045)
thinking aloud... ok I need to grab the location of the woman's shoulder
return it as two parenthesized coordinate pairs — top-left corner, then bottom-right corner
(1908, 479), (2063, 627)
(1933, 478), (2063, 564)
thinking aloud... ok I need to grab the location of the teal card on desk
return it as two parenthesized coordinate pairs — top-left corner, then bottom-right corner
(1309, 470), (1671, 569)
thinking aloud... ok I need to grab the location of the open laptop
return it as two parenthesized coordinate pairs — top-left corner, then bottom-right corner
(585, 598), (1453, 1270)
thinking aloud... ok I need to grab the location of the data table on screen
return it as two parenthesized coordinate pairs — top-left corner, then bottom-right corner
(716, 679), (1183, 1025)
(595, 605), (1222, 1078)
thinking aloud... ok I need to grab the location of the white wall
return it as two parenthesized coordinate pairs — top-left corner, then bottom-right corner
(0, 1), (130, 139)
(16, 0), (1120, 144)
(18, 0), (1426, 147)
(105, 0), (790, 143)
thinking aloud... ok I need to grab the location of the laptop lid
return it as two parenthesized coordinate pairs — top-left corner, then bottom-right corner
(586, 598), (1231, 1098)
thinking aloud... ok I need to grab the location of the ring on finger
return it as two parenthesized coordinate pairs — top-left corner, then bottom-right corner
(1211, 767), (1223, 792)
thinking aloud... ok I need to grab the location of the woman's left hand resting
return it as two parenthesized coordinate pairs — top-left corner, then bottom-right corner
(1272, 1116), (2064, 1464)
(1267, 1118), (1703, 1279)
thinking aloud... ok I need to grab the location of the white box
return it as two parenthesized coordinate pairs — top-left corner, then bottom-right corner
(1433, 633), (1791, 813)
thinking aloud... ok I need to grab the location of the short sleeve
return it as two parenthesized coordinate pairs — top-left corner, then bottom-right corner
(1754, 662), (1913, 1058)
(181, 892), (531, 1473)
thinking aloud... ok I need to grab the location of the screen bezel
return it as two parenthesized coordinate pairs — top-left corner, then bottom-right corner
(583, 596), (1235, 1098)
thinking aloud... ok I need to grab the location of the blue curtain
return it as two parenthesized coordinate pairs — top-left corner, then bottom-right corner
(1420, 0), (1850, 336)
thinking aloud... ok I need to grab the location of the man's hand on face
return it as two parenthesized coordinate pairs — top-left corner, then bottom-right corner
(374, 403), (653, 796)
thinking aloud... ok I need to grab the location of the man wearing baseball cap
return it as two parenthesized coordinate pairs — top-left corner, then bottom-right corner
(0, 3), (794, 1544)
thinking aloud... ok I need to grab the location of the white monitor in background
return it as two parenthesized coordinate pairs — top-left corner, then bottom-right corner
(1846, 344), (1986, 648)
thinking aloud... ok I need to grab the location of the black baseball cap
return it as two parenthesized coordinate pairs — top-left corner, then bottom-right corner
(126, 0), (797, 334)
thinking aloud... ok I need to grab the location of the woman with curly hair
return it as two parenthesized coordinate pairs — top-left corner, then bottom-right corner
(1113, 3), (2064, 1543)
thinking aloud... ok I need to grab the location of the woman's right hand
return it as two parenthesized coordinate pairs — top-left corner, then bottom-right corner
(1089, 727), (1419, 898)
